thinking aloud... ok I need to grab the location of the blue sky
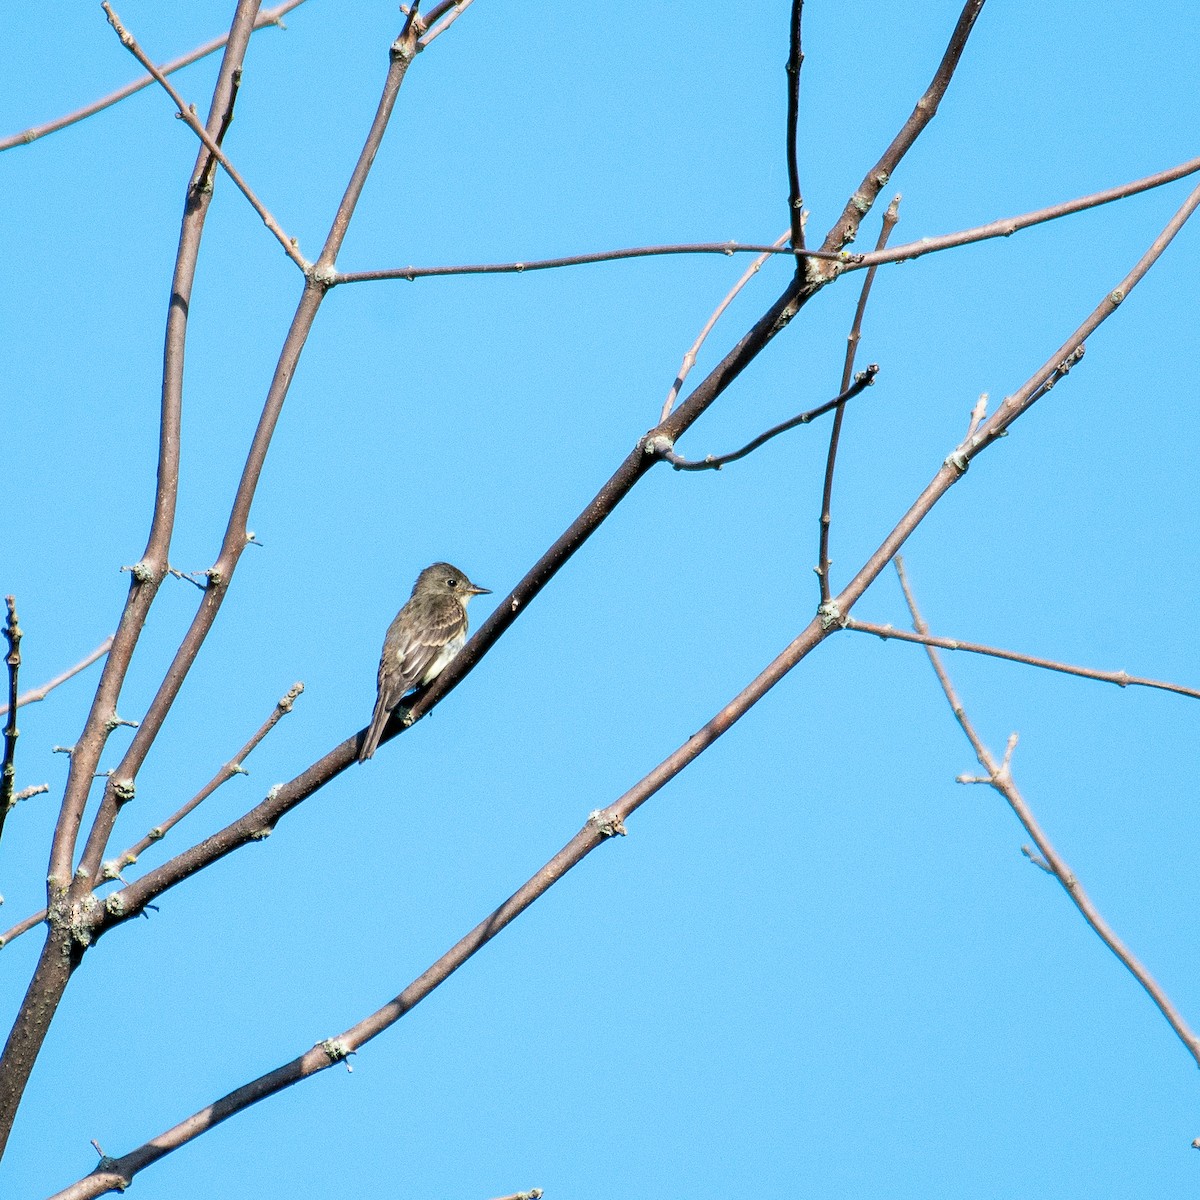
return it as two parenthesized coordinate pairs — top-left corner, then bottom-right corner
(2, 2), (1200, 1197)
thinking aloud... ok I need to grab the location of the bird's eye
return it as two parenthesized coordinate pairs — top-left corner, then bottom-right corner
(446, 577), (457, 588)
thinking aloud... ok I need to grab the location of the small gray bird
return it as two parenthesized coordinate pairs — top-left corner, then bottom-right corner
(357, 562), (490, 762)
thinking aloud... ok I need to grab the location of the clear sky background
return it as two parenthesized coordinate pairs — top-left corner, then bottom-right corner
(2, 2), (1199, 1197)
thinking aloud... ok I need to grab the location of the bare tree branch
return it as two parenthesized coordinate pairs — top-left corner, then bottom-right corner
(893, 557), (1200, 1069)
(785, 0), (806, 252)
(0, 683), (304, 951)
(70, 4), (431, 907)
(851, 153), (1200, 271)
(0, 1), (269, 1160)
(419, 0), (476, 47)
(84, 0), (998, 925)
(845, 617), (1200, 700)
(660, 231), (791, 423)
(0, 637), (112, 717)
(814, 0), (986, 259)
(332, 240), (846, 284)
(0, 598), (22, 840)
(817, 197), (900, 603)
(321, 151), (1200, 287)
(101, 3), (309, 272)
(650, 366), (878, 471)
(0, 0), (307, 154)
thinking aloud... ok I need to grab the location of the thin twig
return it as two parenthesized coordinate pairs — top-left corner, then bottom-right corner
(0, 637), (113, 716)
(100, 682), (305, 879)
(660, 230), (791, 423)
(785, 0), (806, 253)
(818, 173), (1200, 634)
(0, 0), (306, 154)
(845, 618), (1200, 700)
(101, 3), (309, 272)
(817, 197), (900, 602)
(0, 684), (304, 950)
(324, 151), (1200, 288)
(653, 366), (878, 471)
(1, 598), (22, 832)
(893, 557), (1200, 1069)
(332, 240), (848, 284)
(850, 153), (1200, 272)
(419, 0), (475, 47)
(0, 909), (45, 950)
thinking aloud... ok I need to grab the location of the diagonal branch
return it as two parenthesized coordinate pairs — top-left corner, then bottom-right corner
(817, 197), (900, 603)
(816, 0), (986, 259)
(102, 3), (309, 272)
(0, 0), (307, 154)
(0, 637), (113, 716)
(893, 557), (1200, 1069)
(844, 617), (1200, 700)
(660, 230), (791, 423)
(651, 366), (878, 471)
(0, 683), (305, 951)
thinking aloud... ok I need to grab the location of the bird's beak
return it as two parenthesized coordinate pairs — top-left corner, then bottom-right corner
(468, 584), (491, 596)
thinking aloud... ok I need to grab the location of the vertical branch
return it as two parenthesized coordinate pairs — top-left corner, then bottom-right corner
(0, 1), (267, 1164)
(71, 8), (427, 890)
(0, 597), (22, 842)
(816, 196), (899, 603)
(47, 0), (264, 896)
(784, 0), (806, 254)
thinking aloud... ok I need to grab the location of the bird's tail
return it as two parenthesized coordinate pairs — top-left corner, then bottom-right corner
(357, 696), (391, 762)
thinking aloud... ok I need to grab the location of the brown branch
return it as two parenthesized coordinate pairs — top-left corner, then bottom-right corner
(845, 618), (1200, 701)
(0, 0), (306, 154)
(101, 3), (308, 272)
(70, 10), (430, 900)
(814, 0), (986, 258)
(321, 151), (1200, 288)
(651, 366), (878, 471)
(60, 164), (1200, 1194)
(419, 0), (476, 47)
(332, 241), (847, 284)
(0, 637), (113, 716)
(101, 162), (1199, 934)
(101, 681), (304, 880)
(850, 153), (1200, 272)
(660, 230), (791, 423)
(818, 174), (1200, 635)
(817, 197), (900, 603)
(0, 2), (268, 1162)
(1, 598), (22, 837)
(893, 558), (1200, 1069)
(785, 0), (806, 253)
(0, 684), (304, 952)
(84, 0), (1000, 927)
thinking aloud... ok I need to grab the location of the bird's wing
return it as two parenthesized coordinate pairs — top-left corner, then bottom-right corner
(377, 597), (465, 700)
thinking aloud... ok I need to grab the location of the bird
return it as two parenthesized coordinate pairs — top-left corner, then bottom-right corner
(357, 562), (490, 762)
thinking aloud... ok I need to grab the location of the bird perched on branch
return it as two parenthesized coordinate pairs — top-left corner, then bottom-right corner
(357, 562), (490, 762)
